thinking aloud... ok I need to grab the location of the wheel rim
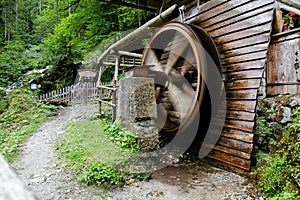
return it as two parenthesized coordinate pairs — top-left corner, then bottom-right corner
(142, 22), (208, 133)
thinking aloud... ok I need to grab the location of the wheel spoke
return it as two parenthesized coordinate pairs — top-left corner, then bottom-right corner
(180, 48), (195, 76)
(141, 22), (210, 133)
(167, 70), (196, 120)
(165, 40), (189, 74)
(142, 48), (160, 66)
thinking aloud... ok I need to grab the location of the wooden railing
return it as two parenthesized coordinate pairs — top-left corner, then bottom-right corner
(103, 53), (142, 69)
(98, 51), (143, 122)
(37, 82), (98, 105)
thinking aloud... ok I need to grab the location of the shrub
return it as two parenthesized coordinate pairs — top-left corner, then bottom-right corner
(0, 88), (57, 161)
(78, 162), (126, 186)
(103, 120), (139, 153)
(256, 103), (300, 199)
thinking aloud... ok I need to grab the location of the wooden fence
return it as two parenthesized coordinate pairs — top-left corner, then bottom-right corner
(36, 82), (98, 105)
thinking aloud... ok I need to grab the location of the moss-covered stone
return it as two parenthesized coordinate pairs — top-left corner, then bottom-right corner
(117, 77), (159, 152)
(254, 94), (300, 198)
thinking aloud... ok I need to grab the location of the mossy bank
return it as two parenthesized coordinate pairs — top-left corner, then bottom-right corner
(254, 94), (300, 199)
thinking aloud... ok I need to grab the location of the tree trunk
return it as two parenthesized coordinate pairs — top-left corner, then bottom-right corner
(56, 0), (58, 25)
(15, 0), (18, 32)
(69, 1), (71, 16)
(4, 5), (7, 41)
(39, 0), (42, 15)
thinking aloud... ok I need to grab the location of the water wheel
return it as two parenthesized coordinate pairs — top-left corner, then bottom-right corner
(141, 22), (221, 134)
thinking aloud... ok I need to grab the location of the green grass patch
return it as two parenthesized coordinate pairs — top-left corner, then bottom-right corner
(255, 103), (300, 199)
(0, 88), (58, 162)
(56, 115), (150, 187)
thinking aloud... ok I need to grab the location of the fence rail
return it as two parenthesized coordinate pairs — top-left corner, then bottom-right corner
(37, 82), (98, 105)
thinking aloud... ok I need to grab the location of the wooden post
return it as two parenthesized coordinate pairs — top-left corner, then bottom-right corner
(112, 80), (117, 123)
(69, 86), (72, 104)
(114, 56), (120, 81)
(112, 56), (120, 122)
(99, 83), (102, 114)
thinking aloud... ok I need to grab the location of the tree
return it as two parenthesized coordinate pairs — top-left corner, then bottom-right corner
(0, 0), (154, 91)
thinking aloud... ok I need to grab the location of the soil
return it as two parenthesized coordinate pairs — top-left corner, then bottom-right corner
(12, 103), (265, 200)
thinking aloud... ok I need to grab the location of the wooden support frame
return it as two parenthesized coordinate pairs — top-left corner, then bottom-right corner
(98, 83), (118, 122)
(98, 56), (121, 123)
(96, 4), (178, 87)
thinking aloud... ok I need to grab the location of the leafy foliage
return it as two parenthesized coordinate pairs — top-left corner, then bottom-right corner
(56, 114), (149, 187)
(0, 88), (57, 161)
(78, 162), (126, 187)
(103, 119), (140, 153)
(0, 0), (154, 92)
(256, 103), (300, 199)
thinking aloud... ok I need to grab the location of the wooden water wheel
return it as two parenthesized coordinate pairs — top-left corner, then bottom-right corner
(141, 22), (221, 134)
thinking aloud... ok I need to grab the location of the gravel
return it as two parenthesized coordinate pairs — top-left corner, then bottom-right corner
(12, 103), (102, 200)
(10, 103), (265, 200)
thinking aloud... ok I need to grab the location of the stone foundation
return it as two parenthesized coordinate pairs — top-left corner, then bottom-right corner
(254, 94), (300, 153)
(117, 77), (159, 151)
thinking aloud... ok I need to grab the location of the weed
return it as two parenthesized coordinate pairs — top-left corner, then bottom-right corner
(0, 88), (58, 162)
(256, 103), (300, 199)
(266, 107), (277, 116)
(56, 118), (149, 187)
(78, 162), (126, 186)
(102, 120), (139, 153)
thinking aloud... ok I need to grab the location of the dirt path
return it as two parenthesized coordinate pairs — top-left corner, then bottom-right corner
(12, 103), (102, 200)
(12, 103), (264, 200)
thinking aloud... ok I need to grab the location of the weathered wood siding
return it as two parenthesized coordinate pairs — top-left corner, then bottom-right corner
(267, 30), (300, 95)
(182, 0), (275, 172)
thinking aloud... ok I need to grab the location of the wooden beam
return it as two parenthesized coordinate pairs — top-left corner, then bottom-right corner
(96, 4), (178, 86)
(98, 85), (117, 90)
(277, 0), (300, 10)
(117, 50), (142, 58)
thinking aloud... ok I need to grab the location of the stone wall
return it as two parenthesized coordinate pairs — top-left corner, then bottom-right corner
(254, 94), (300, 154)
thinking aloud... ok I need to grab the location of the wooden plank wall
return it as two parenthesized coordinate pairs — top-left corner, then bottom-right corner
(182, 0), (275, 172)
(267, 30), (300, 95)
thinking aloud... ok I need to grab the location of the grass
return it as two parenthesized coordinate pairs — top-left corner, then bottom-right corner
(58, 119), (133, 166)
(56, 114), (150, 187)
(255, 101), (300, 199)
(0, 88), (58, 162)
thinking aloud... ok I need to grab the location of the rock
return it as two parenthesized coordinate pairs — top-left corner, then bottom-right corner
(146, 190), (164, 197)
(277, 106), (291, 124)
(30, 176), (46, 184)
(268, 122), (282, 137)
(0, 155), (37, 200)
(127, 179), (135, 185)
(288, 96), (300, 107)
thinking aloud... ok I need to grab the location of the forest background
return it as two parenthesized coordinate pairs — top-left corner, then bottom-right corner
(0, 0), (153, 97)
